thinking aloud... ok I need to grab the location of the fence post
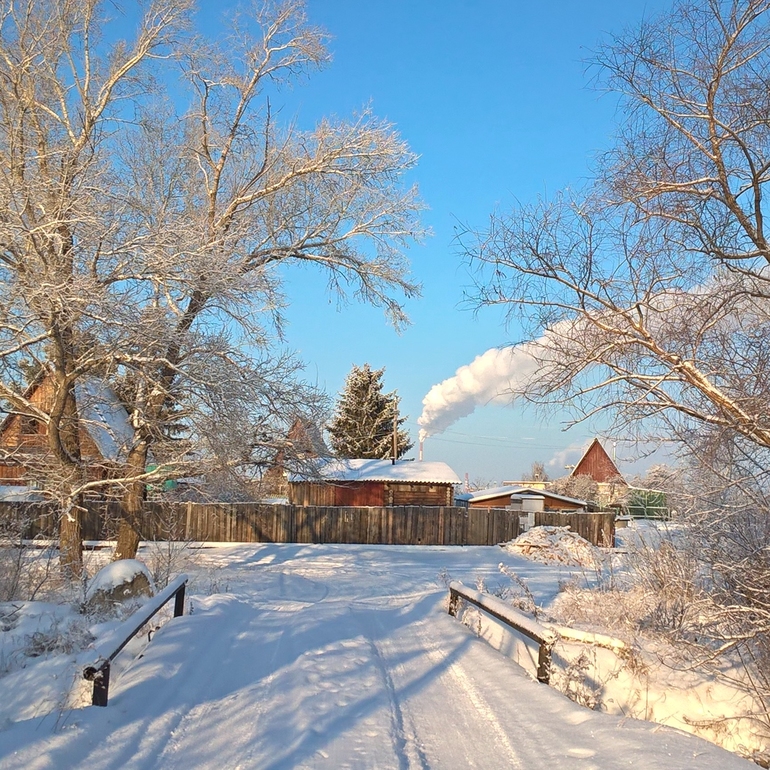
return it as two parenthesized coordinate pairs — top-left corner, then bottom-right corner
(86, 662), (111, 707)
(448, 586), (460, 616)
(174, 582), (186, 617)
(536, 642), (552, 684)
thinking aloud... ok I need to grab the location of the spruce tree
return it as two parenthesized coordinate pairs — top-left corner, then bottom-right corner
(328, 364), (413, 459)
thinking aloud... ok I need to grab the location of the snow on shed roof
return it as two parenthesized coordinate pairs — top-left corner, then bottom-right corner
(456, 485), (588, 507)
(455, 485), (521, 503)
(75, 378), (134, 462)
(291, 458), (461, 485)
(511, 487), (589, 507)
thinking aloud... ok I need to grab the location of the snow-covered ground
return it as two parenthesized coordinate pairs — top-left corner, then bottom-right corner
(0, 543), (755, 769)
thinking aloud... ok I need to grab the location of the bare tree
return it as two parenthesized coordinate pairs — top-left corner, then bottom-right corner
(466, 0), (770, 456)
(522, 461), (549, 483)
(0, 0), (425, 574)
(466, 0), (770, 731)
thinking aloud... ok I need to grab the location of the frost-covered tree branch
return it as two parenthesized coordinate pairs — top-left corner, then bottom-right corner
(0, 0), (425, 571)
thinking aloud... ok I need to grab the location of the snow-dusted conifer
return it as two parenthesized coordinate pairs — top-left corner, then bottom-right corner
(328, 365), (413, 459)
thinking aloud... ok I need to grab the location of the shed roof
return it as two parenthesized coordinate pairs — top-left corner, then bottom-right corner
(290, 458), (461, 485)
(456, 485), (588, 507)
(511, 487), (588, 507)
(455, 485), (521, 503)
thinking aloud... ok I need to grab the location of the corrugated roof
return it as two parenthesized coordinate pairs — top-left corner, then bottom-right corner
(290, 458), (461, 485)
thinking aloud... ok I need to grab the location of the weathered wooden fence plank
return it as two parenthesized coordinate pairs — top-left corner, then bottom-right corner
(533, 510), (615, 547)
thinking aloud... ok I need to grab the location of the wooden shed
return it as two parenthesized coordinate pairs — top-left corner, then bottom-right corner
(288, 459), (461, 507)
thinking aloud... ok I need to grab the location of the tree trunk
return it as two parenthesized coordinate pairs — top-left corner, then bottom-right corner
(57, 381), (84, 578)
(113, 446), (148, 561)
(59, 501), (83, 579)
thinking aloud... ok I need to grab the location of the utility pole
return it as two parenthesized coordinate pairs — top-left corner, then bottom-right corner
(392, 403), (398, 465)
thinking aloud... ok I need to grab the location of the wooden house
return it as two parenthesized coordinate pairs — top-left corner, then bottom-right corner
(288, 459), (461, 507)
(570, 438), (626, 484)
(0, 374), (133, 489)
(262, 416), (329, 496)
(570, 438), (628, 506)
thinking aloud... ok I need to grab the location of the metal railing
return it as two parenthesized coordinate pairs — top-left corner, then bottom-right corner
(82, 574), (188, 706)
(448, 581), (556, 684)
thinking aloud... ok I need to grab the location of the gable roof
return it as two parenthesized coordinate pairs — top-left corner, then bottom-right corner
(74, 379), (134, 462)
(510, 487), (589, 507)
(455, 484), (589, 507)
(0, 373), (134, 463)
(570, 438), (626, 484)
(290, 458), (461, 485)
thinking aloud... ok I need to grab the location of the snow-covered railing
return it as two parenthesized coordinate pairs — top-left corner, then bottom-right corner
(448, 581), (557, 684)
(82, 574), (188, 706)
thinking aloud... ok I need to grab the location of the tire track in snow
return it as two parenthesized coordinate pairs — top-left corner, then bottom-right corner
(354, 607), (430, 770)
(410, 617), (526, 770)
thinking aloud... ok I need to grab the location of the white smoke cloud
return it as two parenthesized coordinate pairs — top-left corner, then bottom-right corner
(418, 335), (548, 440)
(546, 441), (588, 471)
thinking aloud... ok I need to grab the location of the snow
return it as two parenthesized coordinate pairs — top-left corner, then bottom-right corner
(501, 525), (605, 568)
(85, 575), (187, 672)
(0, 543), (754, 769)
(511, 488), (588, 507)
(449, 581), (557, 644)
(455, 485), (518, 503)
(0, 486), (45, 502)
(74, 378), (134, 462)
(292, 458), (461, 484)
(84, 559), (154, 603)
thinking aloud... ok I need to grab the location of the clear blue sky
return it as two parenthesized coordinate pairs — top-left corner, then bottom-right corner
(220, 1), (671, 482)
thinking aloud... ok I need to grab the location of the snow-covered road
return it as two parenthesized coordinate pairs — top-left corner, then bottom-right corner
(0, 545), (754, 768)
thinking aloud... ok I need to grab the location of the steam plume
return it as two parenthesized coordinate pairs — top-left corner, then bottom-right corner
(418, 336), (546, 440)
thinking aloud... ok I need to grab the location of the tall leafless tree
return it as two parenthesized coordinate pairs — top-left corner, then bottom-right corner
(466, 0), (770, 726)
(467, 0), (770, 457)
(0, 0), (425, 574)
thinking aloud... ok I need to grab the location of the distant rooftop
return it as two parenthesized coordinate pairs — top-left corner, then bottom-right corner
(290, 458), (461, 485)
(455, 485), (588, 507)
(455, 485), (520, 503)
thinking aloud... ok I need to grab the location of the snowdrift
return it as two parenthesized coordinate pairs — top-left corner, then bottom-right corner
(501, 525), (604, 568)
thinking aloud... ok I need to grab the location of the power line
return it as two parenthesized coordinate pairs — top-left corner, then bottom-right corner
(425, 435), (572, 451)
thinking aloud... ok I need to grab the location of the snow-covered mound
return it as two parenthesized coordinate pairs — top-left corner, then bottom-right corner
(501, 526), (603, 568)
(84, 560), (155, 617)
(85, 559), (154, 602)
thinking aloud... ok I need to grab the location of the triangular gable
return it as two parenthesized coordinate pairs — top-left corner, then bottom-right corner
(570, 438), (626, 484)
(0, 368), (49, 436)
(0, 372), (134, 463)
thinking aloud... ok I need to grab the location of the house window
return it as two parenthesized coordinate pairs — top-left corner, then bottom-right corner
(19, 415), (41, 435)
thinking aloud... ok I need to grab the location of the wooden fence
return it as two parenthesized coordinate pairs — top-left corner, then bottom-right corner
(1, 502), (616, 546)
(0, 501), (522, 547)
(534, 510), (615, 547)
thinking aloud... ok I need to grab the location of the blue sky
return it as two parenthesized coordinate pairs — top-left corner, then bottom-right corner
(219, 1), (671, 482)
